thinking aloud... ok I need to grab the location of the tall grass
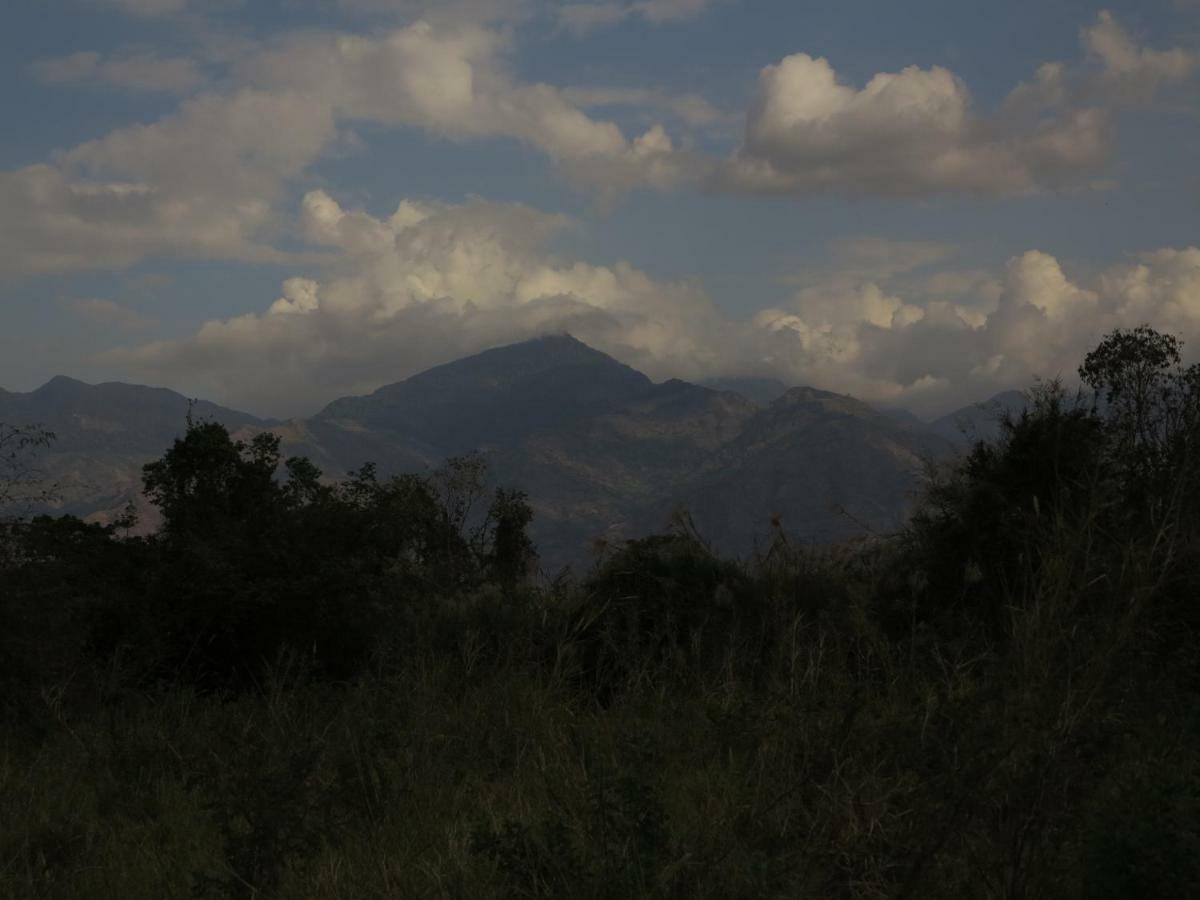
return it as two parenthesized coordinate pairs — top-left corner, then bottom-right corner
(3, 510), (1196, 898)
(4, 328), (1200, 897)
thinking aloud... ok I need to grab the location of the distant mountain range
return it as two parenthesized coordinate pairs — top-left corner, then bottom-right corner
(0, 335), (1027, 569)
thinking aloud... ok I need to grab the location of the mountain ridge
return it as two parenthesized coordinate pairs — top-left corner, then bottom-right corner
(2, 335), (975, 565)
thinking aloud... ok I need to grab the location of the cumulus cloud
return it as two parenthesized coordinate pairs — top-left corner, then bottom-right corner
(33, 51), (205, 94)
(3, 20), (699, 276)
(238, 23), (701, 189)
(724, 11), (1195, 197)
(101, 184), (1200, 419)
(104, 192), (737, 414)
(753, 246), (1200, 416)
(725, 53), (1104, 196)
(0, 88), (337, 275)
(7, 8), (1194, 283)
(1083, 11), (1196, 99)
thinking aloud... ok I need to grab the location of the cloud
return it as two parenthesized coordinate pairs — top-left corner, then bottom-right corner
(333, 0), (539, 25)
(725, 53), (1107, 197)
(238, 22), (701, 187)
(8, 10), (1193, 280)
(1083, 11), (1196, 99)
(826, 236), (957, 280)
(723, 11), (1195, 198)
(33, 51), (205, 94)
(558, 0), (716, 34)
(4, 20), (701, 276)
(752, 245), (1200, 415)
(101, 185), (1200, 418)
(0, 88), (337, 275)
(96, 0), (241, 16)
(68, 298), (155, 331)
(104, 191), (737, 414)
(560, 87), (729, 130)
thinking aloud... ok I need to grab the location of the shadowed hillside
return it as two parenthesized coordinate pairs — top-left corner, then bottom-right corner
(2, 327), (1199, 898)
(1, 336), (955, 566)
(0, 377), (270, 523)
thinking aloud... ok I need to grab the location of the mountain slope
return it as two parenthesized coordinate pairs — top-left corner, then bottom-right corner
(315, 334), (655, 455)
(931, 390), (1027, 444)
(2, 337), (962, 566)
(0, 377), (270, 520)
(293, 343), (954, 566)
(682, 387), (950, 554)
(701, 376), (793, 407)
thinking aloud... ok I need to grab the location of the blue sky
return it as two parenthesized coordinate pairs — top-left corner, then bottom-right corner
(1, 0), (1198, 417)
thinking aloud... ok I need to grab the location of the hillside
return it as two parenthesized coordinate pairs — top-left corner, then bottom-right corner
(0, 377), (271, 522)
(1, 337), (957, 565)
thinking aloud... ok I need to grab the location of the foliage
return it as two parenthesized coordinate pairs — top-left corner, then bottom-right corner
(2, 326), (1199, 897)
(0, 422), (56, 517)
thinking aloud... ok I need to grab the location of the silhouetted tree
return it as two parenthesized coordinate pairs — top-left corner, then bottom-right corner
(483, 487), (537, 593)
(0, 422), (56, 518)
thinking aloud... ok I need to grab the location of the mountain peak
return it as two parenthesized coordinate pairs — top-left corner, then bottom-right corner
(316, 333), (654, 455)
(452, 331), (617, 371)
(772, 386), (875, 416)
(35, 374), (89, 394)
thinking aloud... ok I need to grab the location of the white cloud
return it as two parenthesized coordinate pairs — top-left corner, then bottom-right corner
(3, 20), (701, 276)
(33, 51), (205, 95)
(100, 182), (1200, 418)
(0, 88), (337, 275)
(725, 52), (1108, 197)
(752, 246), (1200, 415)
(6, 9), (1194, 282)
(1083, 11), (1196, 99)
(104, 192), (736, 414)
(724, 11), (1195, 198)
(237, 22), (698, 183)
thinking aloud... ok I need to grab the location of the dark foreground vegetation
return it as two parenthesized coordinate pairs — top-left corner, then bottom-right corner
(2, 327), (1200, 898)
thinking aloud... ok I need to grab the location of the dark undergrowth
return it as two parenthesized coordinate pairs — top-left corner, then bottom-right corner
(2, 327), (1200, 898)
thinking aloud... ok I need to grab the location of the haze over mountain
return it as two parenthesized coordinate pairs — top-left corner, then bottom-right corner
(1, 335), (1017, 567)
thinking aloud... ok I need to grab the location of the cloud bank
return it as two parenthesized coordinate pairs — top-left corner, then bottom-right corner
(723, 12), (1195, 197)
(104, 191), (735, 414)
(4, 20), (697, 277)
(6, 11), (1195, 278)
(103, 187), (1200, 418)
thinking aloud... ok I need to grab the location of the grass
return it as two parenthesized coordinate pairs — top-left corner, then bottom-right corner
(3, 524), (1196, 899)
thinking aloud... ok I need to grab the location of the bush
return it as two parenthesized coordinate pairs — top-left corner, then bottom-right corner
(3, 326), (1200, 897)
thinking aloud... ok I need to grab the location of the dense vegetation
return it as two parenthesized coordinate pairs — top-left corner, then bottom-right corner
(2, 327), (1199, 898)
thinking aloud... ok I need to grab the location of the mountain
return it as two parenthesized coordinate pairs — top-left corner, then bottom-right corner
(682, 387), (949, 553)
(930, 390), (1027, 444)
(1, 337), (961, 567)
(876, 406), (929, 429)
(700, 376), (793, 407)
(295, 335), (660, 476)
(0, 377), (271, 522)
(283, 337), (957, 565)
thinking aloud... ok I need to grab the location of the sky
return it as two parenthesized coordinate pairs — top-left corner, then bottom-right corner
(1, 0), (1198, 418)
